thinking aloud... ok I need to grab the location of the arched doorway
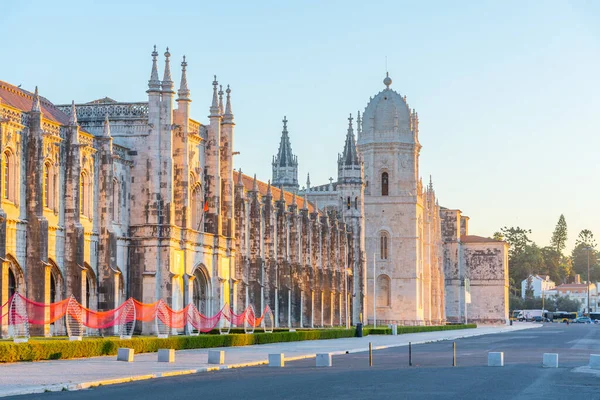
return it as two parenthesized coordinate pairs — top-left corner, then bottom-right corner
(82, 263), (97, 310)
(192, 265), (210, 316)
(5, 255), (24, 299)
(48, 260), (65, 336)
(8, 268), (16, 299)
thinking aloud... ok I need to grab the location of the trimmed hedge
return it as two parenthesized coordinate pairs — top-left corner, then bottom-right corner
(0, 329), (355, 363)
(0, 324), (476, 363)
(364, 324), (476, 336)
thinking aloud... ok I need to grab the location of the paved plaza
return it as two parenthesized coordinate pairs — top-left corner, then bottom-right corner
(8, 323), (600, 400)
(0, 324), (537, 397)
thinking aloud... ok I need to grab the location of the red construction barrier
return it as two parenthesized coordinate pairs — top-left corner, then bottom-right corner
(6, 293), (273, 334)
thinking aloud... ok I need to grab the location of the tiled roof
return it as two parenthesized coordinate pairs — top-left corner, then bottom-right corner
(556, 284), (594, 289)
(461, 235), (504, 243)
(234, 171), (316, 213)
(0, 81), (70, 125)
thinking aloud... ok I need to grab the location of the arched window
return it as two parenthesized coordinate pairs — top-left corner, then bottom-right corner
(191, 184), (202, 230)
(347, 197), (351, 210)
(354, 197), (358, 209)
(376, 274), (391, 307)
(380, 232), (388, 260)
(381, 172), (389, 196)
(112, 178), (120, 222)
(80, 173), (86, 216)
(80, 172), (92, 217)
(3, 151), (15, 202)
(43, 161), (55, 209)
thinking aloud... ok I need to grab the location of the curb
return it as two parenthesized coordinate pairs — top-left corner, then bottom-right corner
(1, 325), (539, 397)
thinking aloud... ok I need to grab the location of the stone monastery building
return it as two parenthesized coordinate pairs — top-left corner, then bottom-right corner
(0, 47), (508, 335)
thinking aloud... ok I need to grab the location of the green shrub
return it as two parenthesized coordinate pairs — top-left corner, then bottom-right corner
(0, 329), (356, 363)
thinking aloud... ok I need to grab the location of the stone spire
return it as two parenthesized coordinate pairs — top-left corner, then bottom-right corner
(161, 47), (174, 92)
(428, 175), (434, 192)
(356, 110), (362, 135)
(266, 179), (272, 197)
(252, 173), (258, 191)
(31, 86), (40, 112)
(210, 75), (220, 116)
(340, 113), (359, 166)
(275, 117), (294, 167)
(103, 114), (111, 137)
(236, 168), (244, 186)
(148, 45), (161, 92)
(177, 55), (190, 100)
(224, 85), (233, 121)
(69, 100), (78, 126)
(303, 189), (309, 209)
(306, 173), (311, 190)
(291, 190), (297, 206)
(218, 85), (224, 115)
(272, 116), (299, 190)
(279, 185), (285, 202)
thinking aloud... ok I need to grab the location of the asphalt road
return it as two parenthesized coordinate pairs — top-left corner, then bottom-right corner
(10, 324), (600, 400)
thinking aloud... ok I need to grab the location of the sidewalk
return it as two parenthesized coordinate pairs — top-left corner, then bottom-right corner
(0, 323), (539, 397)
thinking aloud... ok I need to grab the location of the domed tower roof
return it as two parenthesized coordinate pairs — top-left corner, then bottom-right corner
(358, 73), (415, 145)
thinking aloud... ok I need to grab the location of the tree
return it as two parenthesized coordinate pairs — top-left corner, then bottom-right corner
(540, 246), (561, 284)
(524, 276), (534, 299)
(500, 226), (532, 259)
(575, 229), (596, 248)
(571, 229), (599, 282)
(554, 295), (581, 313)
(558, 257), (574, 284)
(550, 214), (568, 254)
(492, 231), (503, 241)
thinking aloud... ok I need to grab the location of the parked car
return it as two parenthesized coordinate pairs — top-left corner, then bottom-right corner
(575, 317), (592, 324)
(533, 316), (543, 322)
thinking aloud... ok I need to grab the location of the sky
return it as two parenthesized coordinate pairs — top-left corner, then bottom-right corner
(1, 0), (599, 252)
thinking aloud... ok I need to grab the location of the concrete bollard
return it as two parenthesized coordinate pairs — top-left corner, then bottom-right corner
(117, 348), (134, 362)
(208, 350), (225, 365)
(316, 353), (332, 367)
(542, 353), (558, 368)
(391, 324), (397, 336)
(158, 349), (175, 363)
(488, 352), (504, 367)
(589, 354), (600, 369)
(269, 353), (285, 367)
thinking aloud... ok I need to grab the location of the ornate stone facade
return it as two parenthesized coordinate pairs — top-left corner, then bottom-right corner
(298, 74), (508, 325)
(0, 47), (361, 336)
(0, 48), (507, 335)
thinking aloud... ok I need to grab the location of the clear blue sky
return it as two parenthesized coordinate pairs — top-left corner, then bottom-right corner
(2, 0), (599, 252)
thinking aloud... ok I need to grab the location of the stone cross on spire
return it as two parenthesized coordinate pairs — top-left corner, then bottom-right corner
(340, 113), (359, 167)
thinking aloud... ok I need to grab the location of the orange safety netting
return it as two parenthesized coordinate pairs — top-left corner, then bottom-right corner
(68, 301), (130, 330)
(187, 304), (226, 332)
(19, 295), (70, 325)
(8, 293), (272, 332)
